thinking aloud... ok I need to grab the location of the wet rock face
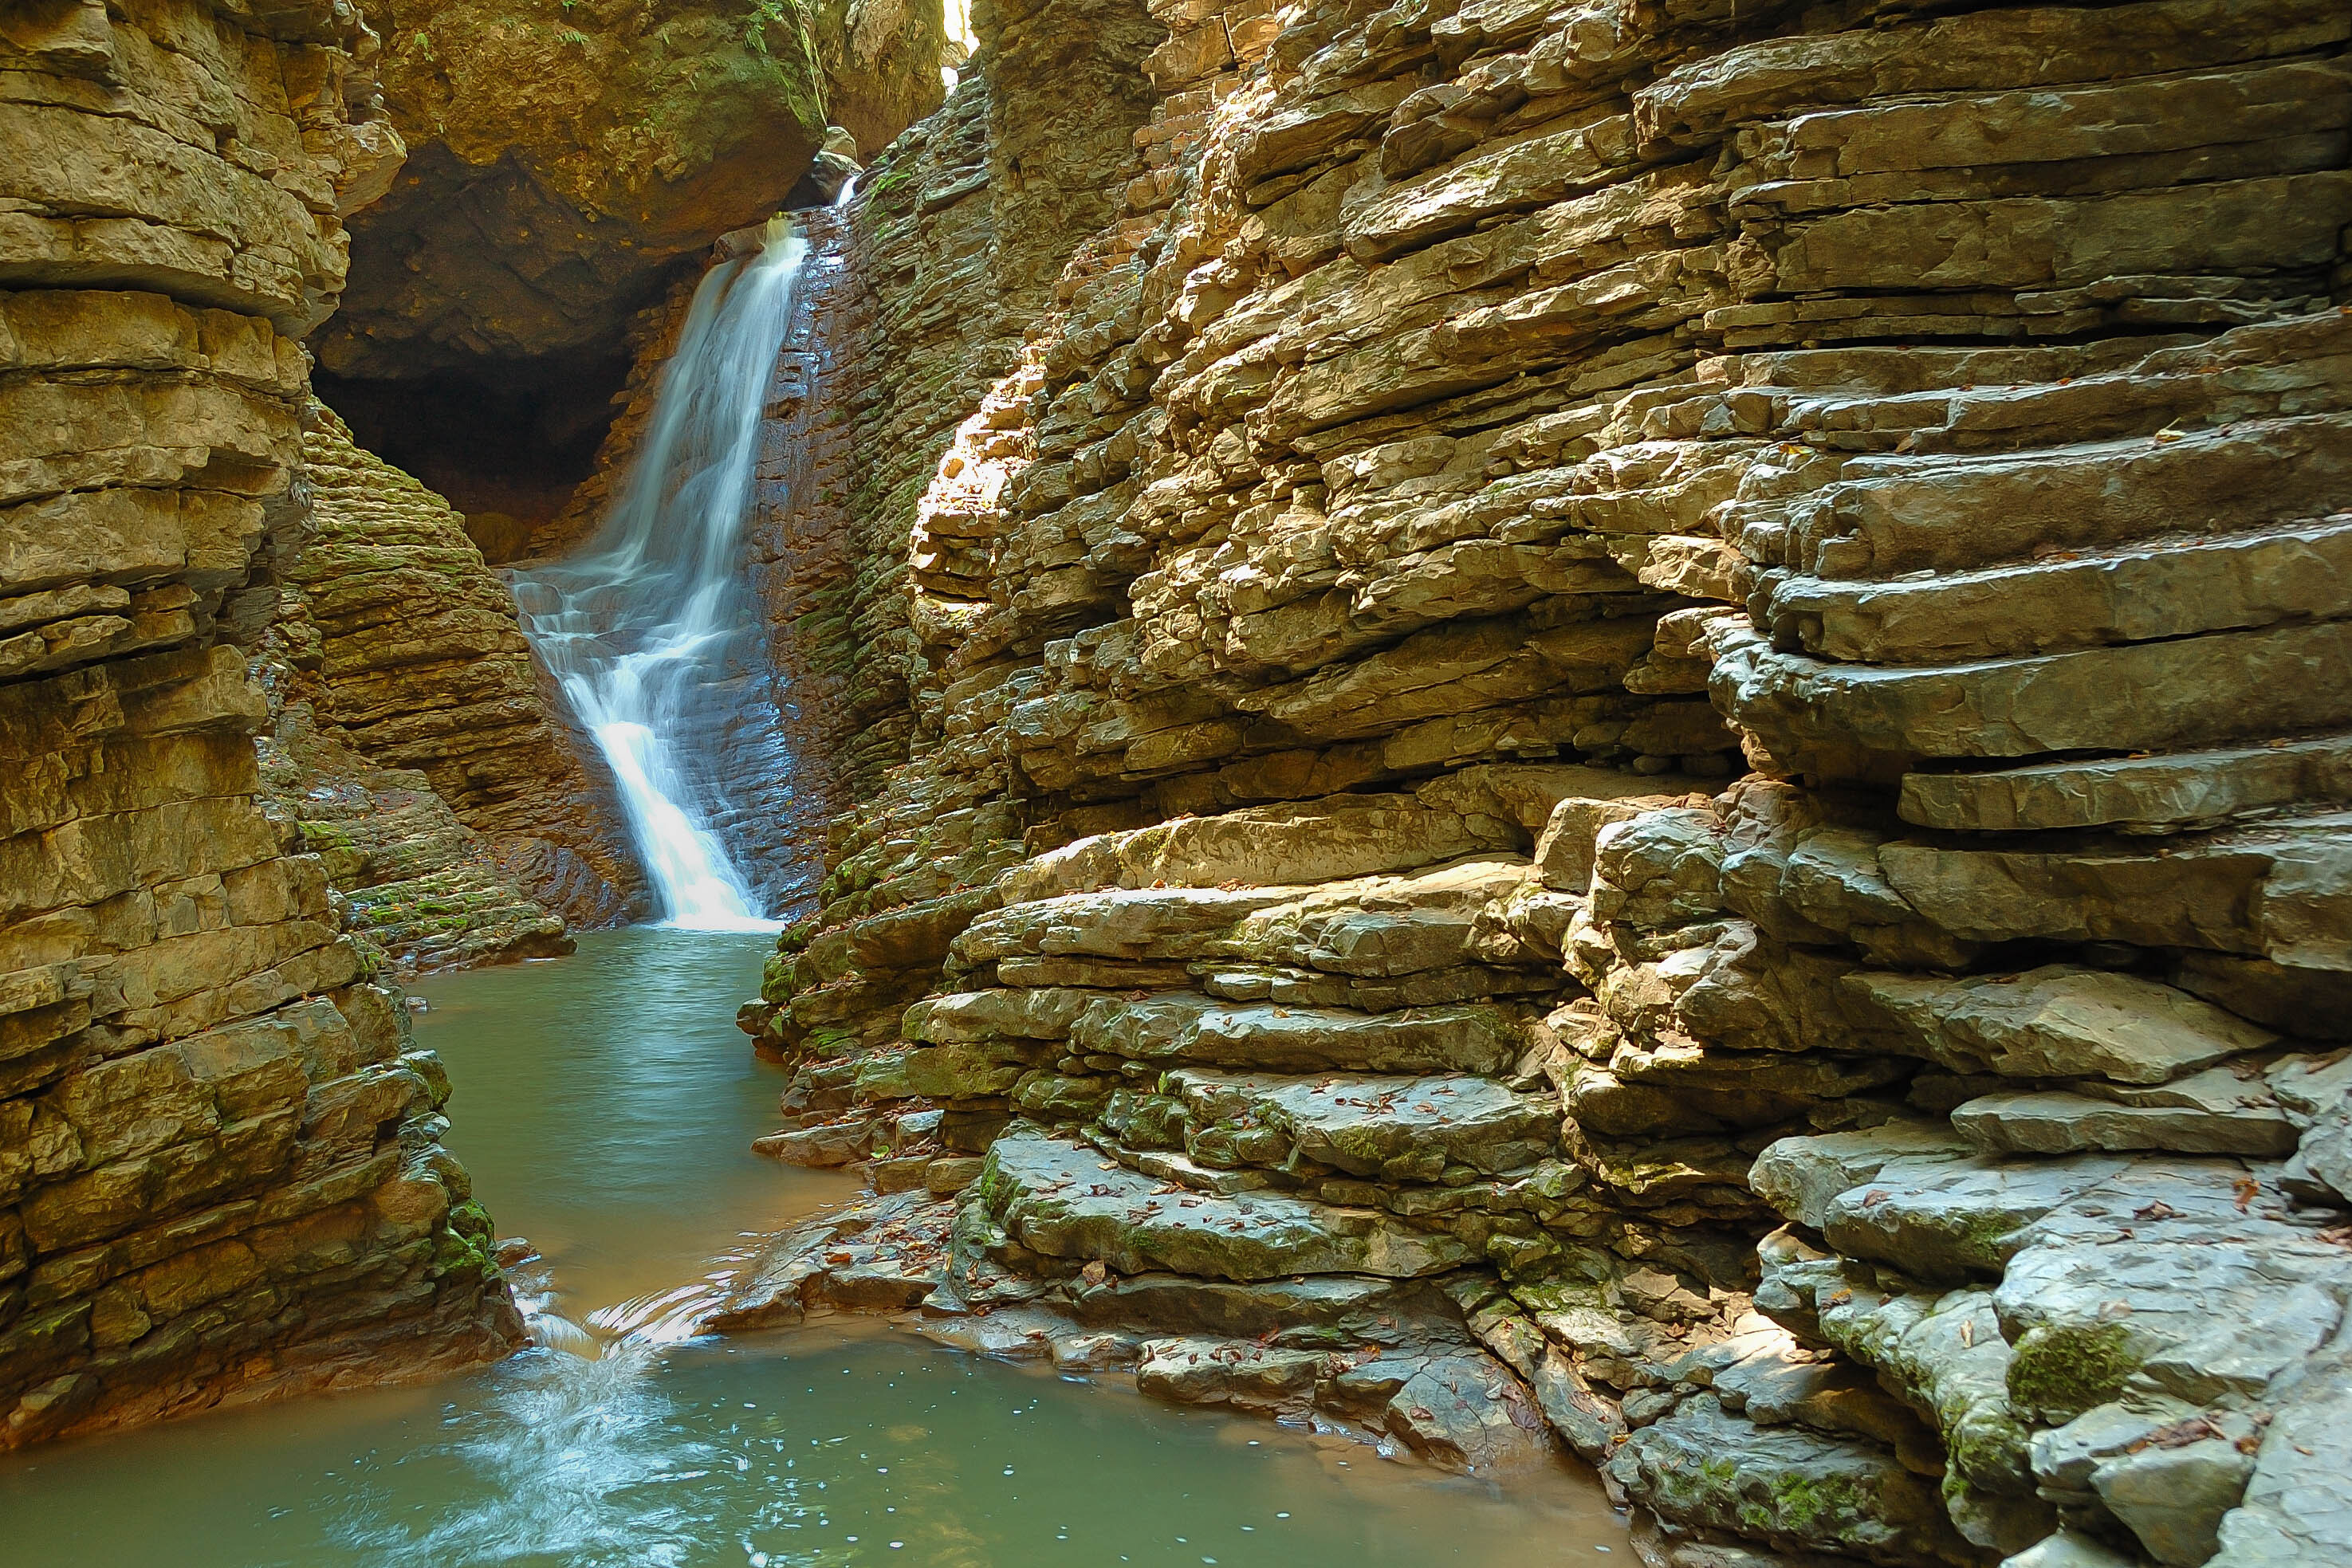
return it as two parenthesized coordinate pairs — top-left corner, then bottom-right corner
(309, 0), (944, 529)
(0, 0), (520, 1448)
(747, 0), (2352, 1558)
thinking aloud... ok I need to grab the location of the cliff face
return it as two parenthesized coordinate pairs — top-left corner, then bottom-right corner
(741, 2), (2352, 1563)
(0, 0), (521, 1447)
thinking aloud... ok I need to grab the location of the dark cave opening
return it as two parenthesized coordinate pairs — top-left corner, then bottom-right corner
(314, 349), (634, 564)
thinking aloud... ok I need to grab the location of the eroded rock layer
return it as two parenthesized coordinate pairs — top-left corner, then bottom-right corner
(310, 0), (947, 535)
(739, 1), (2352, 1562)
(258, 403), (643, 950)
(0, 0), (520, 1447)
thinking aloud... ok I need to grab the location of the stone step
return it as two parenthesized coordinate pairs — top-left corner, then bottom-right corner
(955, 854), (1530, 976)
(1713, 615), (2352, 771)
(1844, 965), (2279, 1086)
(1162, 1067), (1559, 1180)
(1068, 990), (1524, 1074)
(1768, 514), (2352, 666)
(993, 787), (1532, 904)
(1786, 412), (2352, 580)
(1874, 815), (2352, 954)
(974, 1126), (1477, 1280)
(1899, 733), (2352, 834)
(1951, 1071), (2299, 1157)
(1194, 960), (1556, 1011)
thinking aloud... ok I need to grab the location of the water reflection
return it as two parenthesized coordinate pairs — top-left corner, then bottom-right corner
(409, 928), (857, 1320)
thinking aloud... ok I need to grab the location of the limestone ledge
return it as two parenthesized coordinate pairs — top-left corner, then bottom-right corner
(0, 0), (403, 332)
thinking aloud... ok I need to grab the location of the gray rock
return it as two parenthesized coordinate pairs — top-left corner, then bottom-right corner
(1070, 992), (1524, 1074)
(975, 1127), (1477, 1279)
(1996, 1162), (2350, 1415)
(1382, 1351), (1557, 1476)
(1751, 1122), (1976, 1230)
(2000, 1531), (2141, 1568)
(1164, 1067), (1559, 1178)
(1952, 1085), (2297, 1157)
(1608, 1394), (1977, 1566)
(1822, 1153), (2127, 1283)
(1846, 967), (2276, 1085)
(2093, 1435), (2256, 1565)
(1134, 1335), (1324, 1406)
(1902, 733), (2352, 835)
(2210, 1358), (2352, 1566)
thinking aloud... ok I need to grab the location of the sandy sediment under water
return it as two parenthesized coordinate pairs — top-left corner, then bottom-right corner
(0, 929), (1628, 1566)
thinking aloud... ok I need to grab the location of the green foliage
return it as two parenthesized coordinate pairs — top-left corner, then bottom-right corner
(2008, 1321), (2140, 1421)
(743, 0), (804, 59)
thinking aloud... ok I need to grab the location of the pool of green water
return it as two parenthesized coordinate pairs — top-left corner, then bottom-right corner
(0, 929), (1628, 1566)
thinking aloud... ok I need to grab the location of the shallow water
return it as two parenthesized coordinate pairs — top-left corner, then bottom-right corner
(0, 929), (1627, 1566)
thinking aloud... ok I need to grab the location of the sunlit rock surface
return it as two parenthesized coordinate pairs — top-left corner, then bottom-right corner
(737, 0), (2352, 1560)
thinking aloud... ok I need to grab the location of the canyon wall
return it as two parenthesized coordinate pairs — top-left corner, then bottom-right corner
(251, 402), (645, 968)
(0, 0), (524, 1446)
(737, 2), (2352, 1565)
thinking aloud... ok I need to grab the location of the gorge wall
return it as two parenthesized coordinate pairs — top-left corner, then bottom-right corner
(735, 2), (2352, 1566)
(0, 0), (523, 1447)
(252, 401), (646, 969)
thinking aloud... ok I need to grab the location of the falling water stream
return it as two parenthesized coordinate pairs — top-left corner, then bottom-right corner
(509, 218), (811, 930)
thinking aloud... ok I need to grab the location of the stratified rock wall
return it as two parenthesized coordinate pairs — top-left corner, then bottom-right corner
(710, 10), (1169, 925)
(745, 2), (2352, 1562)
(0, 0), (520, 1448)
(250, 403), (644, 960)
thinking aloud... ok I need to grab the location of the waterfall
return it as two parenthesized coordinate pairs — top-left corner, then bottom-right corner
(511, 218), (805, 931)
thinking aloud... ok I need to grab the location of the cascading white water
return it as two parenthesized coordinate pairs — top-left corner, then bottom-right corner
(511, 218), (807, 931)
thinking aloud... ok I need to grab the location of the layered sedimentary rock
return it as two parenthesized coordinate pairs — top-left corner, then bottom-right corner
(737, 1), (2352, 1562)
(0, 0), (520, 1446)
(248, 403), (643, 965)
(720, 6), (1170, 899)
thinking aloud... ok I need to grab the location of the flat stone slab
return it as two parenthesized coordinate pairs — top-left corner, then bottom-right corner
(976, 1128), (1476, 1281)
(1819, 1153), (2130, 1283)
(1953, 1082), (2297, 1157)
(1900, 733), (2352, 835)
(1165, 1067), (1559, 1177)
(1769, 517), (2352, 667)
(1751, 1120), (1977, 1230)
(1716, 616), (2352, 768)
(1070, 990), (1523, 1073)
(1847, 965), (2278, 1085)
